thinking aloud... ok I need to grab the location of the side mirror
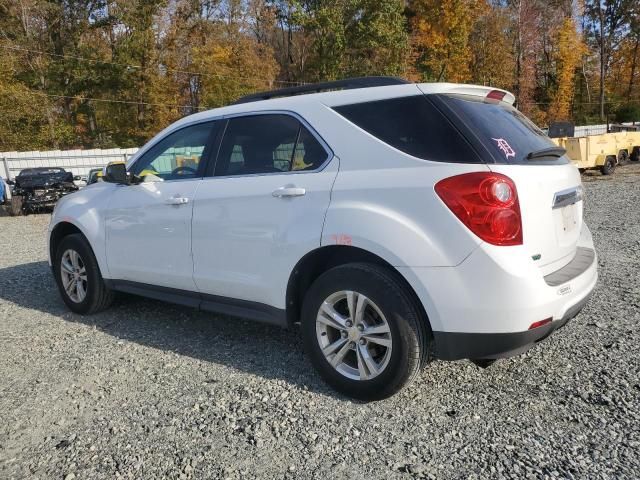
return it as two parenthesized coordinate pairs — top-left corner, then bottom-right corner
(73, 175), (82, 181)
(104, 162), (129, 185)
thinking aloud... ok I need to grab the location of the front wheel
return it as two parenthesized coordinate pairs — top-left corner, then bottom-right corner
(301, 263), (430, 400)
(53, 234), (114, 314)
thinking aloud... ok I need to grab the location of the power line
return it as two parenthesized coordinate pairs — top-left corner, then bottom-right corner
(0, 44), (303, 86)
(19, 87), (640, 110)
(22, 89), (211, 110)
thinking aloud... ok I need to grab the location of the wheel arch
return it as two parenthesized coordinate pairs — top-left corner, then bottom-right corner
(285, 245), (432, 334)
(49, 221), (106, 277)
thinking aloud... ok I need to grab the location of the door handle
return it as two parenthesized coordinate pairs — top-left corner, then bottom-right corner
(272, 186), (306, 198)
(165, 196), (189, 205)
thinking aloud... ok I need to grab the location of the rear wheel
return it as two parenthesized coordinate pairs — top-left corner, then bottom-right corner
(618, 150), (629, 165)
(301, 263), (430, 400)
(53, 234), (114, 314)
(601, 156), (616, 175)
(631, 146), (640, 162)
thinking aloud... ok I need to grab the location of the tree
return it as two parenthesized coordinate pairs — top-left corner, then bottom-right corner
(548, 17), (586, 121)
(408, 0), (486, 82)
(469, 1), (516, 89)
(584, 0), (634, 120)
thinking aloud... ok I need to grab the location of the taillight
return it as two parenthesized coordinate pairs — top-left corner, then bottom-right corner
(435, 172), (523, 246)
(486, 90), (507, 101)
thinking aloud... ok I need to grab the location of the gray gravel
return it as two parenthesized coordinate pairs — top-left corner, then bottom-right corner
(1, 165), (639, 480)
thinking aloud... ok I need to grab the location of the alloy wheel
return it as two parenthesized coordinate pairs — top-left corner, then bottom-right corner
(315, 290), (392, 381)
(60, 249), (88, 303)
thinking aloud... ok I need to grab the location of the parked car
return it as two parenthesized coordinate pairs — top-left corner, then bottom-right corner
(11, 167), (78, 215)
(0, 175), (6, 204)
(73, 174), (88, 189)
(86, 167), (104, 185)
(48, 77), (597, 400)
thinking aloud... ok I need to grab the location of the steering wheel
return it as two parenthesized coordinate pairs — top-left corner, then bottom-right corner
(171, 166), (197, 176)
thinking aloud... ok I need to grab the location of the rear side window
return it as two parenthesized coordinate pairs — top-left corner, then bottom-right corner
(214, 114), (329, 176)
(437, 94), (567, 164)
(332, 95), (480, 163)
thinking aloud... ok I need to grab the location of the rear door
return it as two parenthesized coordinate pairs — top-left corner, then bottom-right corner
(191, 113), (338, 310)
(433, 93), (584, 274)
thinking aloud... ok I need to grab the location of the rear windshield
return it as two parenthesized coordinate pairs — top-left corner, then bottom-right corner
(332, 95), (481, 163)
(438, 94), (567, 164)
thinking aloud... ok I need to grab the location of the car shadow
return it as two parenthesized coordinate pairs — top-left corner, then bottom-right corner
(0, 261), (345, 400)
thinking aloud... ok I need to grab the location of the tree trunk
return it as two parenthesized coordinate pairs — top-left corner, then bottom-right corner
(599, 5), (605, 121)
(626, 36), (639, 102)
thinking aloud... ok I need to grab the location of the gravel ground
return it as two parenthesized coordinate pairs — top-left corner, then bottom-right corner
(1, 165), (639, 480)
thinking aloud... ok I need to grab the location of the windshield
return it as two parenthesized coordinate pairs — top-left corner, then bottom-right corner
(438, 94), (568, 165)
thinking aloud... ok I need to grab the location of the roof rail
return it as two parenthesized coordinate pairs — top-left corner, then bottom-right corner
(232, 76), (410, 105)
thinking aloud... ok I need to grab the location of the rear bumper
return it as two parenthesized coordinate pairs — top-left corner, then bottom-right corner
(397, 222), (598, 361)
(432, 291), (592, 360)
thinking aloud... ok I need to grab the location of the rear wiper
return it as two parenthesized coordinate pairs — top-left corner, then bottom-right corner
(526, 147), (566, 160)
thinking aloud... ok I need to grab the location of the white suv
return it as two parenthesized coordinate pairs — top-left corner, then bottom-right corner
(48, 77), (597, 400)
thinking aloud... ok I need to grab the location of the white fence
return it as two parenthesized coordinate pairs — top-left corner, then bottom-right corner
(0, 148), (139, 180)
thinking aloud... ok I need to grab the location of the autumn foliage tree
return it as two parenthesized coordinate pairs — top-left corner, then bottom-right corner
(0, 0), (639, 151)
(549, 17), (587, 121)
(408, 0), (487, 82)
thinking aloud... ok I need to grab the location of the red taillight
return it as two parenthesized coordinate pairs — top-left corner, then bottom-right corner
(486, 90), (507, 101)
(435, 172), (523, 246)
(528, 318), (552, 330)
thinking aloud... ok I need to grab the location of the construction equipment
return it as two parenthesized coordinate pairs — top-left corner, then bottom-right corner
(551, 131), (640, 175)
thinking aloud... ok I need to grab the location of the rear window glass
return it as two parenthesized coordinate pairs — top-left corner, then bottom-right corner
(332, 95), (480, 163)
(439, 94), (566, 164)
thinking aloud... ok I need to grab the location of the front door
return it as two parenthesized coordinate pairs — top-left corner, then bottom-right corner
(105, 121), (218, 290)
(192, 113), (338, 309)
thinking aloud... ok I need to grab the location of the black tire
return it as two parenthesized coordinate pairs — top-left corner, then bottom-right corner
(618, 150), (629, 165)
(600, 156), (616, 176)
(53, 233), (114, 314)
(8, 196), (23, 216)
(631, 146), (640, 162)
(301, 263), (431, 400)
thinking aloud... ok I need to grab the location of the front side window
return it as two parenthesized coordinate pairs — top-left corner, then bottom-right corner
(214, 114), (328, 176)
(130, 122), (216, 182)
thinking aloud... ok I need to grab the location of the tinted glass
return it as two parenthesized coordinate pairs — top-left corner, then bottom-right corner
(333, 95), (479, 163)
(215, 115), (301, 176)
(292, 127), (328, 171)
(439, 94), (567, 164)
(131, 122), (214, 181)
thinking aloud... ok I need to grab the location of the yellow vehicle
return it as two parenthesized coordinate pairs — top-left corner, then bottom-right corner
(551, 132), (640, 175)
